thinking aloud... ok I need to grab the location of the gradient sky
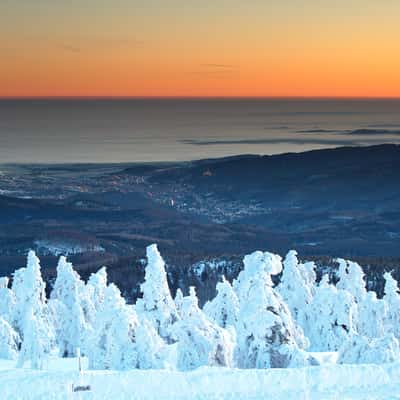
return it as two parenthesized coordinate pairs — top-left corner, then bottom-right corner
(1, 0), (400, 97)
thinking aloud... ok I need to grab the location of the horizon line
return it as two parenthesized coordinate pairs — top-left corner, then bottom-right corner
(1, 95), (400, 101)
(0, 143), (397, 167)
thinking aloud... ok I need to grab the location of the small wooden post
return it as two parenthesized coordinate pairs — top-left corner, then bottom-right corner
(77, 348), (82, 373)
(72, 347), (91, 393)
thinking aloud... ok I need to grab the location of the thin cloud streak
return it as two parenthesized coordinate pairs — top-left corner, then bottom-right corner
(59, 37), (144, 53)
(181, 137), (400, 147)
(296, 128), (400, 135)
(200, 63), (237, 69)
(188, 63), (239, 78)
(60, 44), (81, 53)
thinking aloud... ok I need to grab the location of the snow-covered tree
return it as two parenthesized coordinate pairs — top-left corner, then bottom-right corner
(302, 261), (318, 290)
(0, 317), (20, 360)
(17, 306), (53, 369)
(337, 258), (388, 339)
(233, 251), (310, 368)
(133, 315), (166, 370)
(12, 251), (48, 333)
(86, 283), (136, 370)
(86, 283), (164, 370)
(50, 256), (87, 357)
(203, 276), (239, 329)
(172, 287), (234, 370)
(14, 251), (54, 369)
(0, 277), (9, 288)
(336, 259), (367, 304)
(75, 266), (108, 333)
(233, 251), (283, 299)
(357, 291), (387, 339)
(338, 333), (400, 364)
(277, 250), (315, 328)
(86, 266), (108, 311)
(46, 298), (65, 353)
(4, 244), (400, 370)
(383, 272), (400, 339)
(384, 272), (400, 299)
(174, 288), (184, 317)
(306, 274), (357, 351)
(0, 277), (16, 324)
(11, 268), (29, 333)
(136, 244), (179, 341)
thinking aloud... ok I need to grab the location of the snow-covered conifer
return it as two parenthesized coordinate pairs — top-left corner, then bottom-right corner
(86, 266), (108, 310)
(277, 250), (315, 328)
(203, 276), (239, 328)
(383, 272), (400, 338)
(337, 258), (389, 338)
(174, 288), (184, 317)
(233, 251), (310, 368)
(12, 251), (48, 333)
(172, 287), (234, 370)
(0, 317), (20, 360)
(0, 277), (16, 324)
(87, 283), (137, 370)
(17, 306), (53, 369)
(136, 244), (178, 341)
(306, 276), (357, 351)
(50, 256), (86, 357)
(14, 251), (54, 369)
(338, 333), (400, 364)
(134, 315), (165, 369)
(86, 283), (164, 370)
(357, 291), (387, 339)
(336, 259), (367, 304)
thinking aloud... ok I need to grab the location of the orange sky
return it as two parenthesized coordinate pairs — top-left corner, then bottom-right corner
(1, 1), (400, 97)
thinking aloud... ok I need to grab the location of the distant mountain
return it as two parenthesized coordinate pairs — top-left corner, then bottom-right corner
(151, 144), (400, 210)
(0, 144), (399, 302)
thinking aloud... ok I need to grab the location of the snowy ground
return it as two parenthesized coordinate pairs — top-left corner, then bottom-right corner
(1, 357), (400, 400)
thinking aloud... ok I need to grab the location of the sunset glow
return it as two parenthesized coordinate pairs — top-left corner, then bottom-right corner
(1, 1), (400, 98)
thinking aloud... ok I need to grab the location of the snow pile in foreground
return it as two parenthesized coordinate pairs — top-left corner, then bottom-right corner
(1, 358), (400, 400)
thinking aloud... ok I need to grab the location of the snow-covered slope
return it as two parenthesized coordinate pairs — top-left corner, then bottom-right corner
(1, 358), (400, 400)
